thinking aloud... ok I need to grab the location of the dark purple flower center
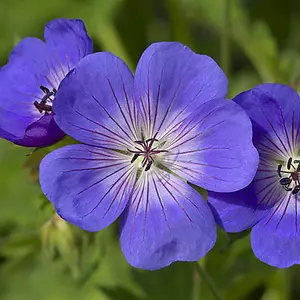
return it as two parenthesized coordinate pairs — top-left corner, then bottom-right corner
(33, 85), (56, 114)
(277, 157), (300, 194)
(128, 132), (168, 171)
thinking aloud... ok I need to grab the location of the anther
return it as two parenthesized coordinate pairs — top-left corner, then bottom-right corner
(280, 177), (292, 185)
(292, 185), (300, 195)
(287, 157), (293, 170)
(142, 157), (148, 168)
(146, 137), (158, 143)
(277, 164), (282, 177)
(34, 86), (56, 114)
(131, 153), (139, 163)
(33, 101), (53, 113)
(145, 161), (153, 171)
(40, 85), (50, 94)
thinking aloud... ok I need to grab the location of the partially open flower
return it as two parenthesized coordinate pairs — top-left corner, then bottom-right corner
(209, 84), (300, 268)
(0, 18), (93, 147)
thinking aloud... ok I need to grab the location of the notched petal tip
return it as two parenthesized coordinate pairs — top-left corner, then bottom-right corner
(44, 18), (93, 58)
(133, 41), (228, 138)
(120, 171), (216, 270)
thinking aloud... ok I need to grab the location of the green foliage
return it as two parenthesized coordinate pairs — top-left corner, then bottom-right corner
(1, 0), (300, 299)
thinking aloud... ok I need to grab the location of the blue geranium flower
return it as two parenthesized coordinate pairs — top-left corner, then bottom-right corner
(209, 83), (300, 268)
(39, 42), (258, 270)
(0, 18), (93, 147)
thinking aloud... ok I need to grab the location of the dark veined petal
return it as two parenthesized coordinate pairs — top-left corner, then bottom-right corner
(208, 186), (267, 232)
(0, 108), (33, 142)
(44, 18), (93, 77)
(163, 98), (259, 192)
(120, 169), (216, 270)
(208, 153), (284, 231)
(54, 52), (137, 149)
(133, 42), (228, 138)
(40, 144), (135, 232)
(234, 84), (300, 160)
(0, 38), (49, 116)
(251, 193), (300, 267)
(255, 83), (300, 115)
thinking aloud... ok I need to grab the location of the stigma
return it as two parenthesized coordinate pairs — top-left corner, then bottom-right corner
(277, 157), (300, 194)
(33, 85), (56, 114)
(128, 132), (168, 171)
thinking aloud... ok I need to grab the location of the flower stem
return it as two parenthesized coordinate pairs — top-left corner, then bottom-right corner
(192, 265), (200, 300)
(221, 0), (231, 76)
(195, 260), (223, 300)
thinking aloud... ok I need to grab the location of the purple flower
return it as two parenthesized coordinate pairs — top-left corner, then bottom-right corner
(209, 83), (300, 268)
(0, 18), (93, 147)
(39, 42), (258, 270)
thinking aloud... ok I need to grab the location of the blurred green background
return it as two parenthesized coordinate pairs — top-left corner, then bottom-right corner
(1, 0), (300, 299)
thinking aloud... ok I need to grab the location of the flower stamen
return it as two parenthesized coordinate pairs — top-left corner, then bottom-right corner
(277, 158), (300, 194)
(128, 132), (168, 171)
(33, 85), (56, 114)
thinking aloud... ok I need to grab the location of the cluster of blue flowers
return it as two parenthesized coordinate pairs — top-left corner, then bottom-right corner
(0, 18), (299, 270)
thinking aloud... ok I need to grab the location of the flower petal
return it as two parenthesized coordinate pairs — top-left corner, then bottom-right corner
(40, 144), (135, 231)
(251, 193), (300, 267)
(120, 169), (216, 270)
(163, 98), (259, 192)
(234, 84), (300, 159)
(208, 187), (265, 232)
(54, 52), (137, 149)
(44, 18), (93, 74)
(0, 104), (64, 147)
(0, 37), (49, 116)
(0, 108), (33, 141)
(14, 114), (65, 147)
(134, 42), (227, 137)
